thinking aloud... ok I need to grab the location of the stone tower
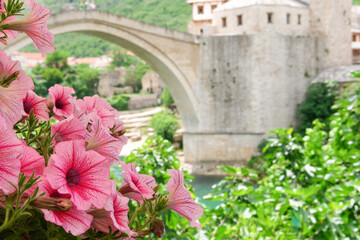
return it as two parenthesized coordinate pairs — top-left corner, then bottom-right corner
(306, 0), (352, 66)
(187, 0), (228, 34)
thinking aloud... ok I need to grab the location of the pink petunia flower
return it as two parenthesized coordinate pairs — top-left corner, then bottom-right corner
(0, 16), (18, 45)
(76, 95), (118, 128)
(165, 170), (203, 229)
(23, 90), (49, 121)
(85, 117), (125, 164)
(4, 0), (55, 55)
(0, 0), (5, 13)
(45, 140), (112, 210)
(88, 182), (133, 236)
(119, 162), (156, 204)
(0, 52), (34, 125)
(0, 116), (24, 194)
(39, 178), (93, 236)
(48, 84), (75, 119)
(51, 115), (87, 145)
(19, 145), (45, 177)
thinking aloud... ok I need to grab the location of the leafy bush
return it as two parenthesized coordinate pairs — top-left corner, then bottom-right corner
(296, 81), (339, 133)
(45, 50), (69, 71)
(107, 93), (129, 110)
(150, 111), (179, 142)
(204, 88), (360, 239)
(32, 55), (100, 99)
(41, 68), (64, 88)
(160, 87), (175, 107)
(64, 64), (100, 99)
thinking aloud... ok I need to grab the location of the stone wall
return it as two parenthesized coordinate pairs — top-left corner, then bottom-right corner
(212, 5), (310, 36)
(141, 72), (164, 96)
(128, 94), (159, 110)
(185, 33), (325, 169)
(307, 0), (352, 67)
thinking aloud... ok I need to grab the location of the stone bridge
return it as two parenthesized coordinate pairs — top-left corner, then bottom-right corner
(1, 10), (351, 173)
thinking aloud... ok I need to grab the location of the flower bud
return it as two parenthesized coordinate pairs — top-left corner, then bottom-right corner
(47, 101), (54, 111)
(31, 196), (72, 212)
(2, 71), (20, 87)
(137, 230), (152, 237)
(151, 219), (165, 238)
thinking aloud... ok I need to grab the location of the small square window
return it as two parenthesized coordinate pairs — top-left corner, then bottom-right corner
(198, 6), (204, 14)
(222, 17), (227, 27)
(268, 13), (273, 24)
(298, 14), (301, 25)
(211, 5), (217, 12)
(286, 13), (291, 24)
(238, 15), (243, 25)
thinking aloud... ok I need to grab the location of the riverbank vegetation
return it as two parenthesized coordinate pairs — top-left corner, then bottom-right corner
(116, 83), (360, 239)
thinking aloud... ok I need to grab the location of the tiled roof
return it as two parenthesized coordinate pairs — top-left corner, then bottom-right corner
(12, 51), (46, 61)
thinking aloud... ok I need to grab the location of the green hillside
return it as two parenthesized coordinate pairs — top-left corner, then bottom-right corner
(22, 0), (192, 57)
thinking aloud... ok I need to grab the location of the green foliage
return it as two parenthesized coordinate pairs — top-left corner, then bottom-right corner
(124, 62), (151, 92)
(354, 0), (360, 5)
(107, 93), (129, 111)
(124, 136), (182, 186)
(111, 49), (139, 68)
(45, 50), (69, 71)
(160, 87), (175, 107)
(22, 0), (191, 57)
(203, 88), (360, 239)
(32, 52), (100, 98)
(296, 81), (339, 133)
(41, 68), (64, 88)
(64, 64), (99, 99)
(150, 111), (179, 142)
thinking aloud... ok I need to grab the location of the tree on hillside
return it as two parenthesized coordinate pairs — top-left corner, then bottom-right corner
(45, 50), (69, 71)
(111, 49), (139, 68)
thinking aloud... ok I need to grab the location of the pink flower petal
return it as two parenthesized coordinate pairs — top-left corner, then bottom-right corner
(0, 52), (34, 125)
(0, 157), (21, 194)
(48, 85), (75, 119)
(120, 162), (155, 203)
(76, 95), (118, 128)
(88, 182), (133, 237)
(86, 117), (125, 163)
(39, 178), (93, 236)
(166, 170), (203, 229)
(45, 140), (112, 210)
(19, 145), (44, 177)
(23, 90), (49, 121)
(5, 0), (55, 55)
(51, 115), (87, 144)
(0, 0), (5, 13)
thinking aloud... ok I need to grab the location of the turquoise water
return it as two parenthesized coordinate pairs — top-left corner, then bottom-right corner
(111, 164), (223, 208)
(191, 175), (224, 209)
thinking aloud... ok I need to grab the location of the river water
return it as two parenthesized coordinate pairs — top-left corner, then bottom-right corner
(191, 175), (224, 209)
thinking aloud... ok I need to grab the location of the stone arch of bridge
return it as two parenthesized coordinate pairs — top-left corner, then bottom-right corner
(2, 11), (200, 130)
